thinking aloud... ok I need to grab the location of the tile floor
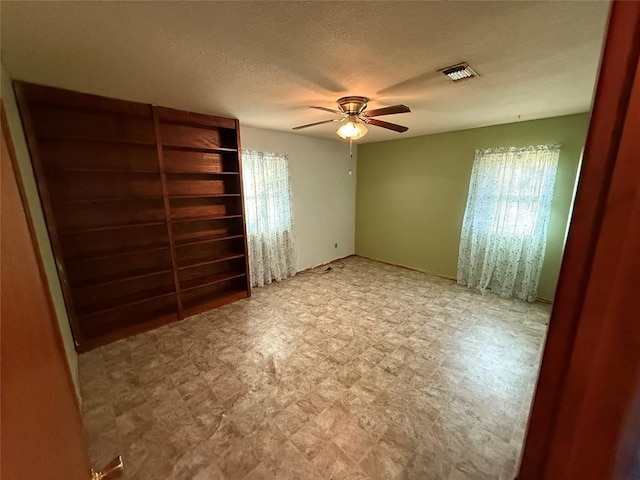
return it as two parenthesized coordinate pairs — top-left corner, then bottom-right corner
(79, 256), (550, 480)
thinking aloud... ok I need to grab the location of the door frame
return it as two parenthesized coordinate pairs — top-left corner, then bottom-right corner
(1, 102), (92, 479)
(1, 103), (81, 413)
(518, 1), (640, 478)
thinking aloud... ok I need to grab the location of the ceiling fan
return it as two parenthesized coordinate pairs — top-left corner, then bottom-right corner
(292, 96), (410, 140)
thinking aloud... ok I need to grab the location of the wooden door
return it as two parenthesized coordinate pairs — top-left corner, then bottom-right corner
(518, 1), (640, 479)
(0, 105), (91, 479)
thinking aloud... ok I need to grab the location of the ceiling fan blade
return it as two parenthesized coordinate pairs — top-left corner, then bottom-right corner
(292, 119), (338, 130)
(364, 105), (411, 117)
(310, 106), (343, 115)
(366, 118), (409, 133)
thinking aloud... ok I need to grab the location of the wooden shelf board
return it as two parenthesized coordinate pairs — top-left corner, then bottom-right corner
(175, 233), (244, 247)
(164, 171), (239, 176)
(55, 168), (160, 174)
(159, 117), (236, 131)
(171, 214), (243, 223)
(181, 272), (247, 292)
(55, 195), (164, 206)
(154, 106), (236, 130)
(28, 99), (152, 121)
(66, 244), (170, 265)
(169, 194), (241, 199)
(74, 267), (173, 291)
(77, 290), (176, 319)
(182, 288), (248, 318)
(162, 144), (238, 154)
(177, 253), (245, 271)
(61, 220), (166, 236)
(77, 310), (178, 352)
(37, 134), (156, 147)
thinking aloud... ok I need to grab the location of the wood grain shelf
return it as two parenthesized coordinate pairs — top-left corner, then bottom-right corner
(66, 244), (170, 265)
(16, 82), (250, 351)
(165, 171), (239, 176)
(56, 195), (164, 205)
(61, 220), (166, 236)
(169, 194), (241, 199)
(181, 272), (247, 292)
(175, 233), (244, 247)
(54, 168), (160, 174)
(25, 86), (152, 112)
(178, 253), (245, 271)
(38, 135), (156, 147)
(171, 214), (243, 223)
(78, 290), (176, 319)
(182, 288), (248, 318)
(74, 267), (174, 291)
(162, 144), (238, 154)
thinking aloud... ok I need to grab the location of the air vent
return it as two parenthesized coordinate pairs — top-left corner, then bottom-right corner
(439, 63), (479, 82)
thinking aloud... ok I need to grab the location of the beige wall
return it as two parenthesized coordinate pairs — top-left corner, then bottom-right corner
(1, 65), (81, 399)
(356, 113), (590, 301)
(241, 126), (356, 271)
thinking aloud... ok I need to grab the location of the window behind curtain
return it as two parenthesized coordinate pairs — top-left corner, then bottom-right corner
(457, 145), (560, 301)
(478, 157), (555, 238)
(241, 150), (296, 287)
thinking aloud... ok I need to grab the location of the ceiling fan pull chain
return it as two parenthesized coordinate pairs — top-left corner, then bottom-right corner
(350, 137), (353, 158)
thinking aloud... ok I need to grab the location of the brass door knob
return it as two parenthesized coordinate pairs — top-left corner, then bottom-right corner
(91, 456), (124, 480)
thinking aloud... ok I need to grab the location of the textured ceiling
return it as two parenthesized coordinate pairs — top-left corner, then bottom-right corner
(1, 1), (610, 143)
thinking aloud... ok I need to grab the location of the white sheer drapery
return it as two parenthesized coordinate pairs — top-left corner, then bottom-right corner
(242, 150), (297, 287)
(457, 145), (560, 301)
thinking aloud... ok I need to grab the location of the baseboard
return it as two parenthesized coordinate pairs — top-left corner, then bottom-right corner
(297, 254), (356, 274)
(354, 254), (457, 282)
(355, 254), (554, 305)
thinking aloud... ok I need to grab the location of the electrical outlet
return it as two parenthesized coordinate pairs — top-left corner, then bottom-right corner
(334, 243), (338, 248)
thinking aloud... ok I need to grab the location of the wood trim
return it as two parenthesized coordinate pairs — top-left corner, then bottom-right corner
(13, 81), (85, 349)
(77, 311), (179, 353)
(1, 102), (82, 413)
(236, 121), (252, 296)
(354, 254), (456, 281)
(152, 105), (184, 319)
(518, 1), (640, 478)
(153, 105), (237, 129)
(546, 52), (640, 480)
(17, 81), (150, 116)
(182, 289), (248, 318)
(1, 99), (91, 480)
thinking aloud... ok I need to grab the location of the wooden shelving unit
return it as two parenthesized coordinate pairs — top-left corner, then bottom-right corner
(15, 82), (251, 351)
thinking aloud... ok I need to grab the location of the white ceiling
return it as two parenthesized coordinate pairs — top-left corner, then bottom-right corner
(1, 1), (610, 143)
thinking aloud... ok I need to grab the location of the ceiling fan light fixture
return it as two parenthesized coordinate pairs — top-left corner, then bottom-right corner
(337, 120), (368, 140)
(293, 97), (409, 138)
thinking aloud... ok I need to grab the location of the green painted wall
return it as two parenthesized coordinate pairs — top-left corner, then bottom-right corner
(356, 113), (590, 301)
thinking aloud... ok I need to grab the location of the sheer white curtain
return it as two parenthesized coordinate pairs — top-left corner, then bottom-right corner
(242, 150), (297, 287)
(457, 145), (560, 301)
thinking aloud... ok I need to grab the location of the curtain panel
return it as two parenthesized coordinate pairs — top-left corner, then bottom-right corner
(457, 145), (560, 301)
(242, 150), (297, 287)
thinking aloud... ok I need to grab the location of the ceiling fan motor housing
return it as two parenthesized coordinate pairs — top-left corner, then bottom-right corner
(337, 96), (370, 115)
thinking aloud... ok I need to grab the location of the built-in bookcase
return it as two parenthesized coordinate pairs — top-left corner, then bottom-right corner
(15, 82), (250, 351)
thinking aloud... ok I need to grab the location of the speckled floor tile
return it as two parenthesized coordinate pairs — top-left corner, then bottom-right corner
(79, 256), (549, 479)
